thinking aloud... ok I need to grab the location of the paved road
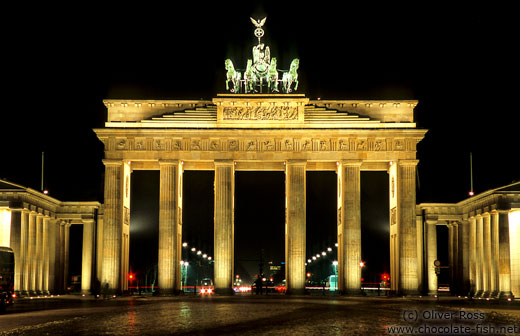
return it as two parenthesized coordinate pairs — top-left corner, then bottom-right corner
(1, 295), (519, 335)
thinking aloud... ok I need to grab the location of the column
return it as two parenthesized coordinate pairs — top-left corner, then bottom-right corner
(63, 222), (70, 291)
(35, 213), (43, 293)
(394, 160), (419, 295)
(81, 219), (96, 294)
(469, 216), (477, 296)
(426, 221), (437, 295)
(42, 215), (50, 294)
(214, 160), (235, 295)
(28, 211), (36, 294)
(482, 213), (491, 297)
(20, 210), (29, 294)
(337, 160), (361, 295)
(9, 210), (22, 293)
(48, 219), (57, 293)
(498, 211), (513, 298)
(101, 160), (126, 294)
(158, 160), (182, 295)
(96, 213), (104, 288)
(475, 215), (484, 296)
(57, 221), (65, 292)
(490, 212), (499, 297)
(448, 224), (454, 293)
(450, 222), (459, 294)
(459, 220), (470, 295)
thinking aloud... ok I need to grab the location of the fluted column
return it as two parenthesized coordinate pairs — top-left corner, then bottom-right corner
(96, 214), (104, 286)
(20, 210), (29, 294)
(498, 211), (513, 298)
(57, 222), (65, 292)
(395, 160), (419, 295)
(459, 220), (470, 295)
(81, 219), (95, 294)
(214, 160), (235, 295)
(48, 219), (57, 293)
(63, 222), (70, 291)
(285, 160), (306, 295)
(9, 210), (22, 293)
(449, 223), (459, 294)
(469, 216), (477, 296)
(475, 215), (484, 296)
(35, 213), (44, 293)
(101, 159), (128, 294)
(482, 213), (491, 297)
(338, 160), (362, 295)
(42, 215), (50, 294)
(490, 212), (499, 297)
(158, 160), (182, 295)
(426, 221), (437, 295)
(28, 211), (36, 294)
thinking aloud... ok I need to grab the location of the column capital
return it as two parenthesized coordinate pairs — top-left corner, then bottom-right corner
(397, 159), (419, 167)
(158, 159), (179, 166)
(340, 160), (363, 167)
(213, 159), (234, 167)
(102, 159), (124, 167)
(286, 159), (307, 166)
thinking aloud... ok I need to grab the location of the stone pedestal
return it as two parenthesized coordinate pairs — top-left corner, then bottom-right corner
(338, 160), (362, 295)
(158, 160), (182, 295)
(285, 160), (306, 295)
(214, 160), (235, 295)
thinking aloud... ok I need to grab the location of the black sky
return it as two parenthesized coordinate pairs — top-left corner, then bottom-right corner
(2, 3), (518, 283)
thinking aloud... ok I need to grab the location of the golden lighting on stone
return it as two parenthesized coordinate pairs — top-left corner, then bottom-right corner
(0, 208), (12, 247)
(509, 210), (520, 297)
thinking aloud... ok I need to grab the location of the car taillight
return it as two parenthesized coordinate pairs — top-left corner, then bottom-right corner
(207, 289), (213, 294)
(200, 289), (206, 293)
(12, 293), (16, 298)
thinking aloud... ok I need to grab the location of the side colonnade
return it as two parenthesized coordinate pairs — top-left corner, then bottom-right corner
(420, 187), (520, 299)
(0, 183), (101, 295)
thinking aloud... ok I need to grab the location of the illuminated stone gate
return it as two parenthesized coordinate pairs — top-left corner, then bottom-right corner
(94, 94), (427, 295)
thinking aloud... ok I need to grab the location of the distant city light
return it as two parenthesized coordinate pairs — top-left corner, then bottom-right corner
(332, 261), (338, 266)
(182, 242), (188, 247)
(327, 247), (332, 252)
(321, 252), (326, 256)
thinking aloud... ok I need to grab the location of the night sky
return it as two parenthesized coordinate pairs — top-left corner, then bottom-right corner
(2, 3), (517, 285)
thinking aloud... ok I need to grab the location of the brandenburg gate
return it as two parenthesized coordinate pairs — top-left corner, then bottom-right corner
(94, 94), (427, 295)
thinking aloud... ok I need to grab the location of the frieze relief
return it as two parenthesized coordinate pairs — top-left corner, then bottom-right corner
(108, 136), (415, 152)
(223, 106), (298, 121)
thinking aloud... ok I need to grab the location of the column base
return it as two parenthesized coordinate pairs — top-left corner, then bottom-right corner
(214, 287), (234, 296)
(499, 291), (514, 300)
(285, 288), (306, 295)
(428, 290), (438, 296)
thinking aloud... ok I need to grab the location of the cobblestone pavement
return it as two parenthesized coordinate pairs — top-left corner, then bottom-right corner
(1, 295), (519, 335)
